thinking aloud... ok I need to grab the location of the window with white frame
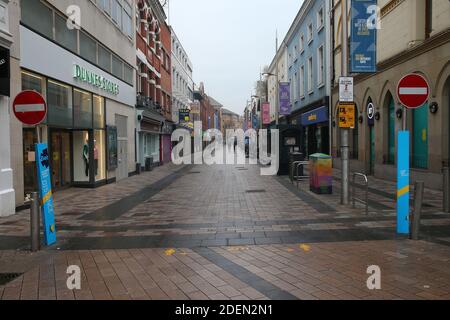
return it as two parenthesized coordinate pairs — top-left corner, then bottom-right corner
(293, 73), (298, 101)
(307, 23), (313, 44)
(317, 45), (324, 86)
(299, 34), (304, 53)
(300, 65), (305, 98)
(317, 7), (324, 31)
(307, 57), (313, 93)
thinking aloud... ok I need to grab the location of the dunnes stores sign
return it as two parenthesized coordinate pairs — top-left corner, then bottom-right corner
(73, 64), (119, 95)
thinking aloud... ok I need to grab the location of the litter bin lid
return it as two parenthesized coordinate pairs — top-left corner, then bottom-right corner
(310, 153), (332, 159)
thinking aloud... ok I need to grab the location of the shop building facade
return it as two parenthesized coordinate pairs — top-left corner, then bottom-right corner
(331, 0), (450, 190)
(10, 0), (136, 208)
(135, 0), (173, 168)
(171, 26), (193, 125)
(285, 0), (331, 156)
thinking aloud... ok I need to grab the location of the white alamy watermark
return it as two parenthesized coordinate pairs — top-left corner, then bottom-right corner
(366, 265), (381, 290)
(66, 5), (81, 30)
(66, 265), (81, 290)
(171, 122), (279, 176)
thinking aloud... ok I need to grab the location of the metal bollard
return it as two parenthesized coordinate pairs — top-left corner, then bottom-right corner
(444, 167), (450, 213)
(30, 192), (40, 252)
(411, 181), (425, 240)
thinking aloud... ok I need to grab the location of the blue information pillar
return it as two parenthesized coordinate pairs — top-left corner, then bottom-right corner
(35, 143), (57, 245)
(397, 131), (410, 234)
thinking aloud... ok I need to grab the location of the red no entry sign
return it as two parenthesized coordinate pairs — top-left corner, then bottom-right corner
(397, 74), (430, 109)
(13, 90), (47, 125)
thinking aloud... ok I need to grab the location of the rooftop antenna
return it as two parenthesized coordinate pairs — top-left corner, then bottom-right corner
(275, 29), (278, 53)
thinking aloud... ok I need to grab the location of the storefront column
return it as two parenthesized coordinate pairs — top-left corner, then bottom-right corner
(0, 0), (15, 217)
(0, 95), (15, 217)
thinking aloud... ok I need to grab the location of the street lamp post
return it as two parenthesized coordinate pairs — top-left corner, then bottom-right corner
(262, 72), (279, 126)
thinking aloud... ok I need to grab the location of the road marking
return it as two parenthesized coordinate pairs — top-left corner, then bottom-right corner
(299, 244), (311, 252)
(164, 248), (176, 256)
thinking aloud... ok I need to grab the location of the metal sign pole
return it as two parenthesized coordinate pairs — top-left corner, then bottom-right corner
(397, 108), (410, 234)
(340, 0), (350, 205)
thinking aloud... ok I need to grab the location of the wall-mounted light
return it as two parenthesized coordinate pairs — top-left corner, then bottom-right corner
(375, 112), (381, 121)
(332, 120), (336, 127)
(396, 109), (403, 119)
(358, 115), (364, 124)
(429, 102), (439, 114)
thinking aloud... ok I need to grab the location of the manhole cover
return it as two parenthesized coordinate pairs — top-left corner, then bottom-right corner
(246, 189), (266, 193)
(0, 273), (23, 286)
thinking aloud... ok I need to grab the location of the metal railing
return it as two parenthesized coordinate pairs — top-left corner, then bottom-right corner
(352, 172), (369, 215)
(291, 161), (310, 189)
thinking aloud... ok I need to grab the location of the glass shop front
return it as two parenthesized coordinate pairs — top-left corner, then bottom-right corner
(22, 70), (107, 198)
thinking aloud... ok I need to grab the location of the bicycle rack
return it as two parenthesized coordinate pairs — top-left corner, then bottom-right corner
(291, 161), (310, 189)
(352, 172), (369, 215)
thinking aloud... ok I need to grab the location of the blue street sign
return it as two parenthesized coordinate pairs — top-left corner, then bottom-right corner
(350, 0), (377, 73)
(35, 143), (57, 245)
(397, 131), (410, 234)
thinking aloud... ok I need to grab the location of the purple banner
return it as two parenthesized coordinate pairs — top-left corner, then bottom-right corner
(279, 82), (291, 116)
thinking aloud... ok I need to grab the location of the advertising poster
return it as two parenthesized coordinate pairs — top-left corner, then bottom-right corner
(35, 143), (57, 246)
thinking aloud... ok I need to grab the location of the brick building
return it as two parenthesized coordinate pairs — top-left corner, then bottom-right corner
(135, 0), (173, 168)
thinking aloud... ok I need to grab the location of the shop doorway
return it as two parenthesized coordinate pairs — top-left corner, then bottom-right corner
(117, 139), (128, 181)
(50, 130), (72, 189)
(369, 126), (375, 175)
(412, 104), (429, 169)
(23, 129), (38, 197)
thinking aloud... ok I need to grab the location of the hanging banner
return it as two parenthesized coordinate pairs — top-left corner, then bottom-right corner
(179, 109), (191, 123)
(262, 103), (271, 125)
(35, 143), (57, 246)
(279, 82), (291, 116)
(350, 0), (377, 73)
(252, 114), (259, 129)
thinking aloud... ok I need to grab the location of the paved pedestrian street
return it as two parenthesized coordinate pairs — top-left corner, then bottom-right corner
(1, 163), (450, 300)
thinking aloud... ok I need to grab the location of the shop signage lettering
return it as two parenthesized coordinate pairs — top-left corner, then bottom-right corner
(301, 106), (329, 126)
(0, 47), (10, 97)
(73, 64), (119, 95)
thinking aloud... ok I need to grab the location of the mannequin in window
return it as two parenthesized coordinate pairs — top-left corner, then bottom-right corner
(83, 139), (89, 177)
(94, 140), (98, 176)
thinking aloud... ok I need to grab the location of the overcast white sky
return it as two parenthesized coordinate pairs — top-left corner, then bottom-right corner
(168, 0), (303, 115)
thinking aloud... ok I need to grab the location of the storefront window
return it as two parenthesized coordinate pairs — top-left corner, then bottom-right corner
(22, 71), (46, 95)
(94, 130), (106, 182)
(73, 131), (90, 182)
(93, 95), (105, 129)
(47, 80), (73, 127)
(74, 89), (93, 128)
